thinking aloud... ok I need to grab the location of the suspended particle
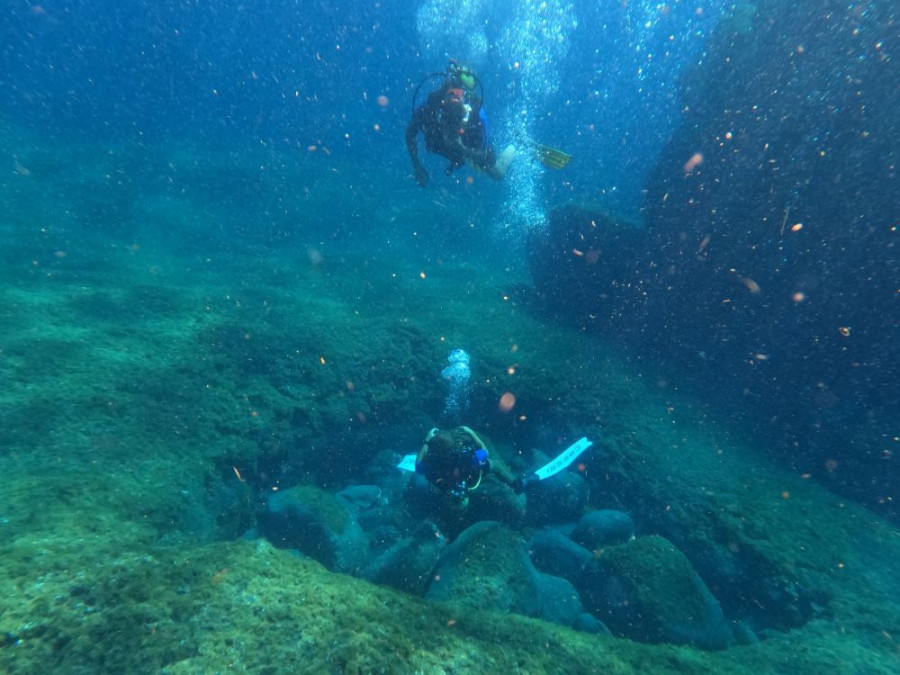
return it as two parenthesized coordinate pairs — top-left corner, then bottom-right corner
(739, 275), (761, 294)
(683, 152), (703, 173)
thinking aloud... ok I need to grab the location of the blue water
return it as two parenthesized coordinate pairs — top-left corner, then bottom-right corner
(1, 0), (724, 221)
(2, 1), (898, 672)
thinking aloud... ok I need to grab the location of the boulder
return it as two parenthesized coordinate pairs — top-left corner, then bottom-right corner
(525, 470), (589, 525)
(527, 528), (594, 585)
(366, 521), (446, 596)
(571, 509), (635, 550)
(580, 535), (732, 650)
(531, 572), (585, 629)
(336, 484), (385, 509)
(426, 521), (538, 615)
(573, 612), (611, 635)
(258, 485), (367, 575)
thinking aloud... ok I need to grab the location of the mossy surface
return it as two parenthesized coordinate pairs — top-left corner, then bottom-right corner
(428, 522), (533, 612)
(597, 535), (709, 626)
(275, 485), (350, 534)
(0, 131), (898, 674)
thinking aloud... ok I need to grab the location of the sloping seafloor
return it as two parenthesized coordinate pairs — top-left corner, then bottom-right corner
(1, 136), (899, 673)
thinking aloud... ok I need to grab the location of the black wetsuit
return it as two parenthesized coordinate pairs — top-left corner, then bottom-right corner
(412, 426), (523, 537)
(406, 84), (496, 181)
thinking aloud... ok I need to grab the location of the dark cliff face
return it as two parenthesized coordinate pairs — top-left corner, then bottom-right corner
(531, 1), (899, 518)
(528, 204), (648, 327)
(640, 0), (898, 511)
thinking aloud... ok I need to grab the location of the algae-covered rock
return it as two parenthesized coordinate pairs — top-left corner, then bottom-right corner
(525, 469), (589, 525)
(257, 485), (367, 574)
(426, 521), (539, 615)
(581, 535), (733, 650)
(572, 509), (635, 549)
(366, 520), (446, 596)
(528, 527), (594, 585)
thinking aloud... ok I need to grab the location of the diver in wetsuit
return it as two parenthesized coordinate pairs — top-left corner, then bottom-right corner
(406, 61), (515, 186)
(414, 425), (524, 536)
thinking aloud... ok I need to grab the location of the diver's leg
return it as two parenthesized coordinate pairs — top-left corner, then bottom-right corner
(486, 145), (516, 180)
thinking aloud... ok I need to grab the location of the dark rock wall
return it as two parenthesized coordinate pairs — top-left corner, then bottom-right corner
(532, 1), (898, 516)
(639, 1), (898, 510)
(528, 204), (648, 328)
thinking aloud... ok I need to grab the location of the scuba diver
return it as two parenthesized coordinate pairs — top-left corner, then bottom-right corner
(404, 424), (591, 500)
(413, 425), (524, 535)
(415, 425), (520, 507)
(406, 61), (516, 186)
(401, 424), (593, 537)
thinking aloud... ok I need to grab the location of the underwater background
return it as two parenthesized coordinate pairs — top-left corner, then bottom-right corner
(1, 0), (898, 673)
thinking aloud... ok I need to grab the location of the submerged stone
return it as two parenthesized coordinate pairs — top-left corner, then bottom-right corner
(426, 521), (538, 615)
(572, 509), (636, 549)
(525, 469), (589, 525)
(532, 572), (586, 629)
(580, 535), (732, 650)
(365, 521), (446, 596)
(527, 528), (594, 585)
(258, 485), (367, 574)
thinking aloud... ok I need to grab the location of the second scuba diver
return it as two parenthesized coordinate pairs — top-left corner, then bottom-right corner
(406, 61), (516, 186)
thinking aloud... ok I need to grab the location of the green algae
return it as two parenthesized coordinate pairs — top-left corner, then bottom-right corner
(2, 236), (899, 671)
(274, 485), (350, 535)
(595, 535), (711, 628)
(427, 522), (535, 613)
(3, 535), (895, 674)
(0, 133), (899, 674)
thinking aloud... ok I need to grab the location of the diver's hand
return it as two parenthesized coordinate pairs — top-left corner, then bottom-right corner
(413, 164), (429, 187)
(455, 137), (477, 159)
(514, 473), (539, 494)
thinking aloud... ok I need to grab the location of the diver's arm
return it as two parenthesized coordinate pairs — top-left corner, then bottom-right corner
(459, 426), (487, 450)
(458, 426), (517, 486)
(405, 121), (421, 165)
(406, 115), (429, 186)
(489, 456), (518, 486)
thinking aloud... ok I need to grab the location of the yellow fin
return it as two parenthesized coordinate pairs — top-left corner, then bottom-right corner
(533, 143), (572, 169)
